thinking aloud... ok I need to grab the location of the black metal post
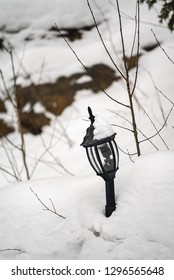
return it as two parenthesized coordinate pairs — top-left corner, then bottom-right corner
(105, 179), (116, 217)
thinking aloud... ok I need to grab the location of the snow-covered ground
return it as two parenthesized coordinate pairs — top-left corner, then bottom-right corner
(0, 0), (174, 260)
(0, 151), (174, 260)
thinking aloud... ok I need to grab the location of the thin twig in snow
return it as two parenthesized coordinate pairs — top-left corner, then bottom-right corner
(0, 248), (25, 253)
(30, 187), (66, 219)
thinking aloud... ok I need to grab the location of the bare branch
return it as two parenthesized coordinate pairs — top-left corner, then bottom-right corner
(155, 85), (174, 106)
(9, 49), (30, 180)
(0, 248), (25, 253)
(131, 0), (140, 96)
(127, 149), (135, 163)
(139, 103), (174, 145)
(0, 68), (16, 107)
(30, 187), (66, 219)
(49, 198), (57, 213)
(118, 145), (137, 157)
(139, 85), (174, 146)
(140, 66), (166, 122)
(151, 29), (174, 65)
(4, 136), (22, 151)
(111, 123), (134, 133)
(109, 109), (159, 151)
(0, 166), (21, 180)
(115, 0), (141, 156)
(115, 0), (127, 73)
(54, 23), (130, 109)
(141, 106), (169, 149)
(1, 139), (21, 180)
(87, 0), (126, 80)
(40, 134), (74, 176)
(92, 0), (121, 64)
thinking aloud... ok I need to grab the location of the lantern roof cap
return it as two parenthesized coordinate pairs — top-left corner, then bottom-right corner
(81, 132), (116, 147)
(81, 107), (116, 147)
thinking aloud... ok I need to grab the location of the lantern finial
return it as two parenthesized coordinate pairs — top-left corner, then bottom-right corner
(88, 106), (95, 125)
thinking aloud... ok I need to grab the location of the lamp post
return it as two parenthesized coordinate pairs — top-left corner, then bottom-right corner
(81, 107), (119, 217)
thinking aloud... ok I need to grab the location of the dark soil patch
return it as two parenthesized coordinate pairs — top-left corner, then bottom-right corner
(49, 24), (96, 41)
(142, 42), (159, 52)
(10, 63), (119, 135)
(0, 119), (14, 138)
(16, 63), (119, 116)
(123, 53), (142, 71)
(19, 111), (51, 135)
(0, 38), (4, 51)
(0, 98), (6, 113)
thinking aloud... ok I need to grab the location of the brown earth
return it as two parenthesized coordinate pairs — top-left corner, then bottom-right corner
(16, 63), (119, 116)
(0, 119), (14, 138)
(0, 98), (6, 113)
(0, 63), (119, 137)
(0, 51), (144, 137)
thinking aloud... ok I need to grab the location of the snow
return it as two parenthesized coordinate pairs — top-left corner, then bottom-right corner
(0, 0), (174, 260)
(94, 115), (115, 140)
(0, 151), (174, 260)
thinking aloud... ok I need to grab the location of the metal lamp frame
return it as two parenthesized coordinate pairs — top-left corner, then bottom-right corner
(81, 107), (119, 217)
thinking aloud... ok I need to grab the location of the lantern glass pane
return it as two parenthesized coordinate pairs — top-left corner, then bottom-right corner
(111, 139), (119, 170)
(98, 142), (115, 172)
(87, 147), (102, 174)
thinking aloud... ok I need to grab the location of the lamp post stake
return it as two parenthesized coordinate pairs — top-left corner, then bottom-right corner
(105, 179), (116, 217)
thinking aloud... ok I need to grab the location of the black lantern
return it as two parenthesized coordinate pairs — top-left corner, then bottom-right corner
(81, 107), (119, 217)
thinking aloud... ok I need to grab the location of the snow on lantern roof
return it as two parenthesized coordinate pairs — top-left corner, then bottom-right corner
(93, 114), (115, 140)
(81, 107), (116, 147)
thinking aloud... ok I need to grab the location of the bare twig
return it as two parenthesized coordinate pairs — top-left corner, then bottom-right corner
(141, 106), (169, 149)
(49, 198), (57, 213)
(0, 68), (15, 107)
(92, 0), (121, 64)
(151, 29), (174, 65)
(139, 86), (174, 145)
(54, 23), (129, 109)
(8, 47), (30, 180)
(127, 149), (135, 163)
(131, 0), (140, 96)
(30, 187), (66, 219)
(109, 109), (159, 151)
(0, 248), (25, 253)
(115, 0), (141, 156)
(1, 139), (21, 180)
(29, 113), (73, 178)
(121, 10), (167, 29)
(140, 66), (166, 123)
(0, 166), (21, 180)
(115, 0), (128, 73)
(139, 104), (174, 145)
(111, 123), (134, 133)
(117, 145), (137, 157)
(155, 85), (174, 106)
(4, 136), (22, 151)
(87, 0), (126, 80)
